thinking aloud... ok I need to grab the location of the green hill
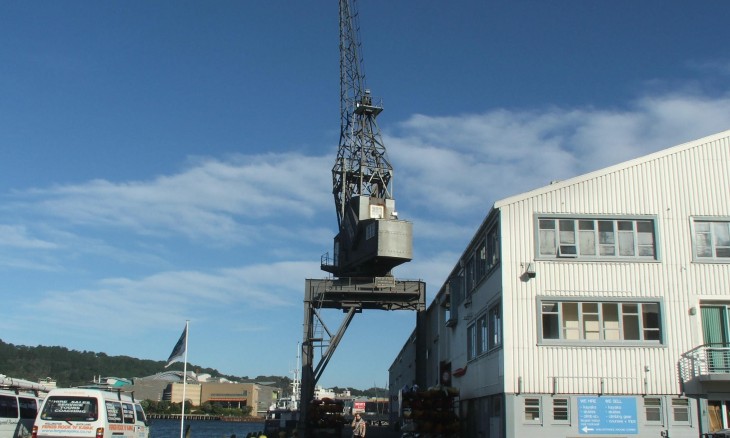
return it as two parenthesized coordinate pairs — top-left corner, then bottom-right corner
(0, 339), (289, 388)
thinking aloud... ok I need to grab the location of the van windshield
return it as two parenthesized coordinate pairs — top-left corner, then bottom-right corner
(40, 397), (98, 422)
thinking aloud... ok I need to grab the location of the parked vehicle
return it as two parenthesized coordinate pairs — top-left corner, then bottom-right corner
(0, 375), (48, 438)
(0, 389), (43, 438)
(32, 387), (149, 438)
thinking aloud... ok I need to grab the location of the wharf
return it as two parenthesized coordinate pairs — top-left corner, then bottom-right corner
(338, 424), (400, 438)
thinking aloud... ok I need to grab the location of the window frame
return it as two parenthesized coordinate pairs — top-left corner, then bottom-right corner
(670, 398), (691, 426)
(538, 297), (665, 345)
(486, 225), (500, 272)
(0, 395), (18, 419)
(489, 302), (502, 350)
(644, 397), (663, 425)
(523, 397), (542, 424)
(691, 217), (730, 262)
(535, 215), (659, 261)
(552, 397), (570, 424)
(18, 397), (38, 420)
(466, 300), (503, 361)
(467, 323), (477, 360)
(105, 401), (123, 424)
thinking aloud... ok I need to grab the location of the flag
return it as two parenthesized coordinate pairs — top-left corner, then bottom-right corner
(165, 325), (187, 368)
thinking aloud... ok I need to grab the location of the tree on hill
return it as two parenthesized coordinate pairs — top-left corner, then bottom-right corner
(0, 339), (244, 387)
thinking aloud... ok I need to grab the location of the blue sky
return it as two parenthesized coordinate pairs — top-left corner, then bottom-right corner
(1, 1), (730, 391)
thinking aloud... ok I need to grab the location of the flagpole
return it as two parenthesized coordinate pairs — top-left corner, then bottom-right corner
(180, 320), (189, 438)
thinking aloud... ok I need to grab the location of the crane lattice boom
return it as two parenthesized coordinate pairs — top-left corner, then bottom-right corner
(324, 0), (411, 278)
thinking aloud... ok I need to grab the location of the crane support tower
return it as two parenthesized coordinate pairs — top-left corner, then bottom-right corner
(299, 0), (426, 435)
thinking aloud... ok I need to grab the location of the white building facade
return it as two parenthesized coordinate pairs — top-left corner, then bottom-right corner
(390, 130), (730, 437)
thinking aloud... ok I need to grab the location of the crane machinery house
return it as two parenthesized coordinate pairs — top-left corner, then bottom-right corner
(389, 129), (730, 438)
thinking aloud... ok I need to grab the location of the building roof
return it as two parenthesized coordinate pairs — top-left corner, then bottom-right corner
(493, 128), (730, 209)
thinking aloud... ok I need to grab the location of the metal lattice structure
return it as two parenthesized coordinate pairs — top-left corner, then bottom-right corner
(298, 2), (423, 435)
(332, 0), (393, 228)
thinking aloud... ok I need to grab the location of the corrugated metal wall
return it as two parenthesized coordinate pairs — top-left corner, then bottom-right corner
(500, 131), (730, 395)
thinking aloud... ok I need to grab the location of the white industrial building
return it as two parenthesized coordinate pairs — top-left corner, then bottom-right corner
(390, 129), (730, 437)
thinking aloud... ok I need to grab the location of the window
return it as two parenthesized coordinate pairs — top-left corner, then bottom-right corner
(489, 303), (502, 349)
(122, 403), (135, 424)
(18, 397), (37, 420)
(467, 324), (477, 360)
(672, 398), (690, 423)
(644, 397), (662, 423)
(41, 397), (98, 422)
(0, 395), (17, 418)
(105, 401), (123, 424)
(478, 314), (488, 354)
(524, 398), (541, 422)
(365, 222), (376, 240)
(476, 238), (487, 280)
(694, 220), (730, 260)
(135, 404), (147, 424)
(553, 398), (569, 422)
(466, 255), (476, 292)
(540, 300), (662, 343)
(486, 226), (500, 271)
(467, 301), (502, 360)
(538, 217), (656, 259)
(448, 272), (463, 324)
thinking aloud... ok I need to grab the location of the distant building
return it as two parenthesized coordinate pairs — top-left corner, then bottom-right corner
(390, 130), (730, 437)
(198, 382), (279, 417)
(127, 372), (280, 417)
(314, 386), (336, 400)
(37, 378), (57, 391)
(130, 378), (168, 402)
(165, 382), (202, 406)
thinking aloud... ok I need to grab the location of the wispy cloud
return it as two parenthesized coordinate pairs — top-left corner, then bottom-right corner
(11, 260), (319, 335)
(9, 153), (332, 244)
(0, 224), (57, 249)
(2, 85), (729, 364)
(387, 90), (730, 224)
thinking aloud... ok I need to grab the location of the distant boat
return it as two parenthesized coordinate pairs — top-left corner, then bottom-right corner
(263, 345), (301, 437)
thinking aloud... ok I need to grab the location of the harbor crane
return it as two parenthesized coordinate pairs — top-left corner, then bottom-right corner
(299, 0), (426, 435)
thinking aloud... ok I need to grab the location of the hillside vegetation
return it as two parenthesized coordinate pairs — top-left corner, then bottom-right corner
(0, 339), (384, 397)
(0, 339), (287, 388)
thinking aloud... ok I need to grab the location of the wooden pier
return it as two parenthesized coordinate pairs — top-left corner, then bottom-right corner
(146, 413), (262, 422)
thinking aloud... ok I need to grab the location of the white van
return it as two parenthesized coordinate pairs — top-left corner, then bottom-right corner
(0, 389), (43, 438)
(32, 388), (149, 438)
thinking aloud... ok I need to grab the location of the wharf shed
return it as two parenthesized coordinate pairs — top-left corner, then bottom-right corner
(389, 129), (730, 437)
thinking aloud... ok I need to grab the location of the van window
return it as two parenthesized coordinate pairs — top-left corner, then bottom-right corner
(105, 401), (123, 424)
(134, 404), (147, 424)
(41, 397), (98, 421)
(122, 403), (135, 424)
(18, 397), (38, 419)
(0, 395), (18, 418)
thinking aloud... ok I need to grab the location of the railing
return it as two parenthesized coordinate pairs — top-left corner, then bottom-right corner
(679, 343), (730, 382)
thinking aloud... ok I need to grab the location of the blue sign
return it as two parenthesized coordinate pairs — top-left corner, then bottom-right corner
(577, 396), (638, 435)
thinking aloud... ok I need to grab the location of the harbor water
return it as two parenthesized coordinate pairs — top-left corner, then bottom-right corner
(150, 419), (265, 437)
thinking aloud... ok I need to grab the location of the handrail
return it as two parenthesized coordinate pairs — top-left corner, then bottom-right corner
(679, 343), (730, 382)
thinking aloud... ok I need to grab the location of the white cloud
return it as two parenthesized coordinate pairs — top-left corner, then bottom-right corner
(13, 260), (318, 336)
(13, 153), (332, 244)
(0, 224), (57, 249)
(386, 90), (730, 222)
